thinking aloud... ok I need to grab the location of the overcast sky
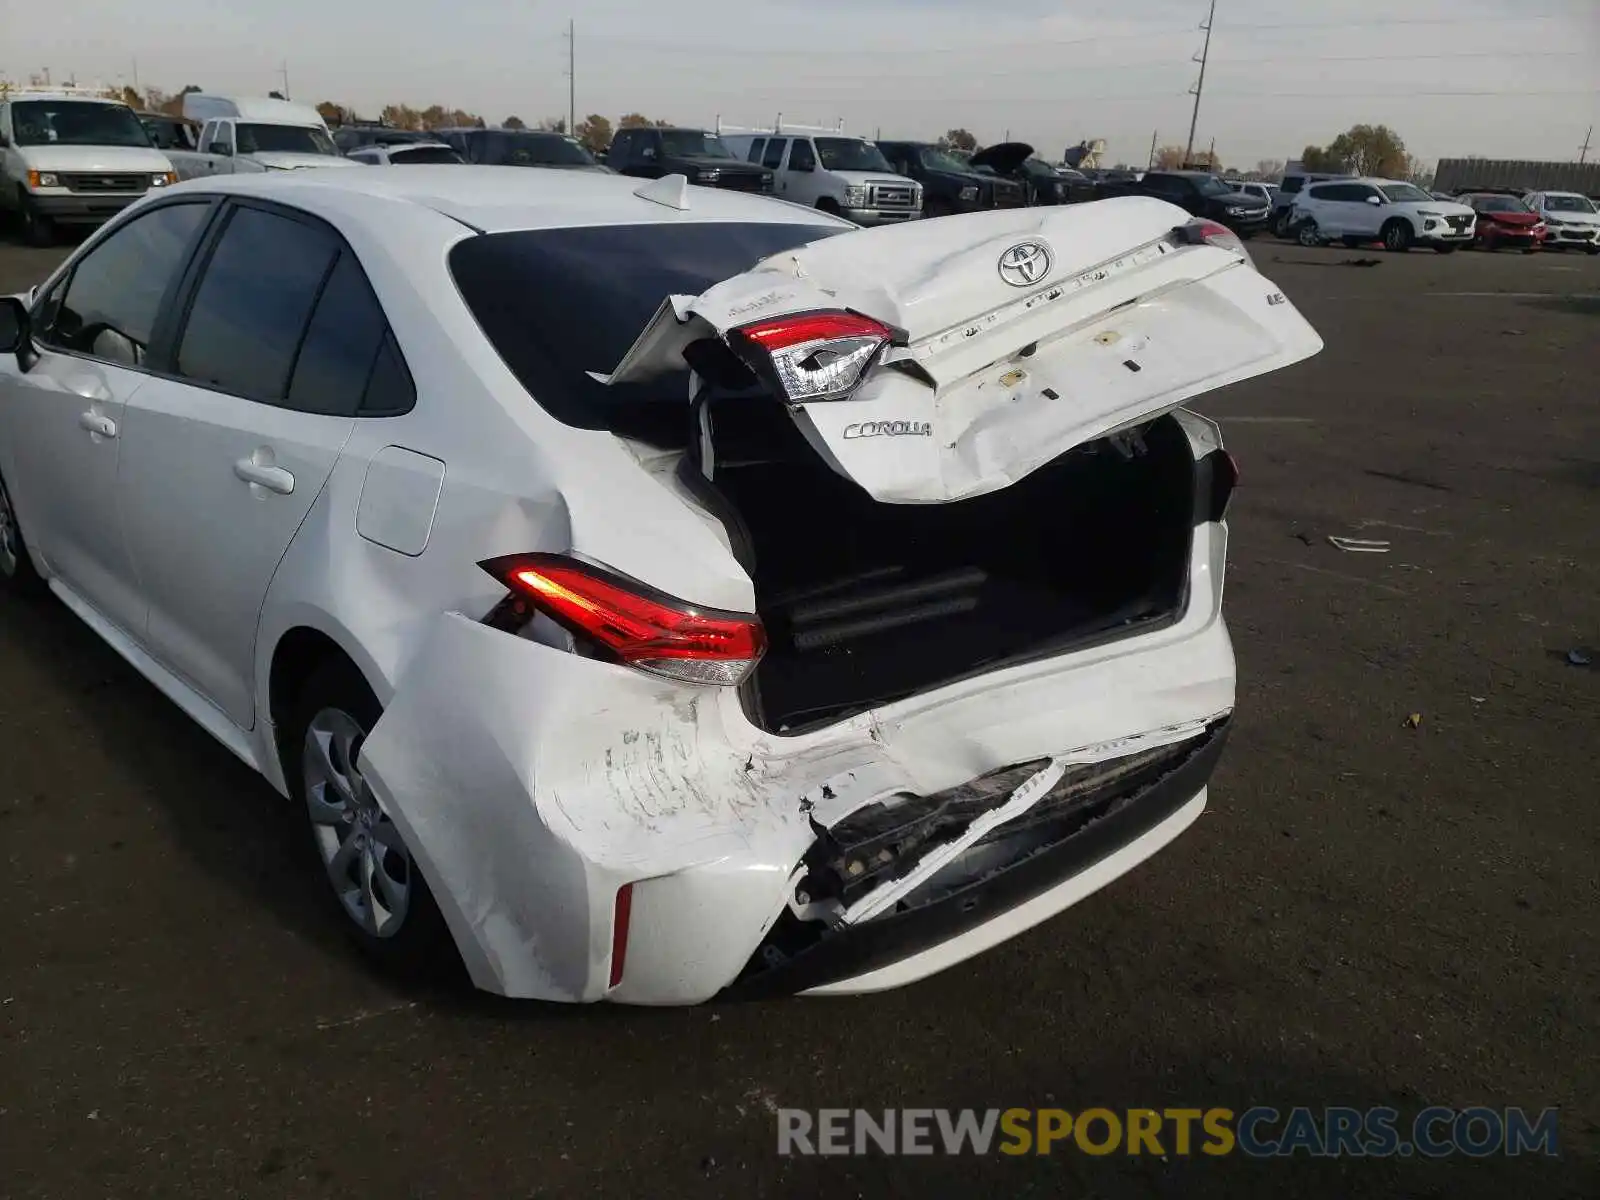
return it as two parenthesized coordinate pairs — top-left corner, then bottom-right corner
(7, 0), (1597, 167)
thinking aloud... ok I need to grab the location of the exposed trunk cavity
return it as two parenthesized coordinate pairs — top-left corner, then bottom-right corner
(693, 401), (1201, 734)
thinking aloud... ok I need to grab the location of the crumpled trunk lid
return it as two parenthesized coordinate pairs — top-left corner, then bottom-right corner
(600, 197), (1322, 502)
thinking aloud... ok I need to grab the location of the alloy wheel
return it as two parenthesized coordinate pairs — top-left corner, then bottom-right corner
(303, 707), (412, 938)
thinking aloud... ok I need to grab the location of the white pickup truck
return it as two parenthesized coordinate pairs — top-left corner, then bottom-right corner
(165, 95), (363, 180)
(0, 89), (179, 245)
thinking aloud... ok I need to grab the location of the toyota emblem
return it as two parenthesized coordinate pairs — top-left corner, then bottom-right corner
(998, 241), (1053, 288)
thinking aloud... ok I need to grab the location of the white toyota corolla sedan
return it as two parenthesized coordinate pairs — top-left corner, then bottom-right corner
(0, 168), (1321, 1004)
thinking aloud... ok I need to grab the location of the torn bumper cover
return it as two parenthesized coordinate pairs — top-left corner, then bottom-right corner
(724, 718), (1228, 999)
(354, 521), (1234, 1006)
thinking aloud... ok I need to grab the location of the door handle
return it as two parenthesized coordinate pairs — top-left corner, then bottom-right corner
(233, 459), (295, 495)
(77, 411), (117, 438)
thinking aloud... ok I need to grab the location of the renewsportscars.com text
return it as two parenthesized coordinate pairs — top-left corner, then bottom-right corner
(777, 1106), (1559, 1158)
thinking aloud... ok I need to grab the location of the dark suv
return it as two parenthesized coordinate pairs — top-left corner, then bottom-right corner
(433, 128), (608, 172)
(607, 127), (773, 193)
(875, 141), (1025, 216)
(1096, 171), (1270, 236)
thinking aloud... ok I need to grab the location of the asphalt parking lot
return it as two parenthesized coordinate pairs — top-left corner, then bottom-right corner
(1, 229), (1597, 1199)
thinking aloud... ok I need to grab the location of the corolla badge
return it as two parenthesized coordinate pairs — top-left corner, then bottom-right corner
(998, 241), (1053, 288)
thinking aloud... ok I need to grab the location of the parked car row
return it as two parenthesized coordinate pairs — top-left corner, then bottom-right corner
(1284, 178), (1598, 254)
(6, 85), (1600, 257)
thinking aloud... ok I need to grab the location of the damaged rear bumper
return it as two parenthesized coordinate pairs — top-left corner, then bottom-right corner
(355, 523), (1235, 1006)
(722, 719), (1226, 999)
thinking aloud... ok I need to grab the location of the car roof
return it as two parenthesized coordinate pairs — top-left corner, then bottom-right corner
(161, 165), (849, 236)
(8, 92), (130, 106)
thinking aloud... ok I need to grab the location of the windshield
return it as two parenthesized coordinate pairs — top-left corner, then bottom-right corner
(1471, 195), (1530, 213)
(815, 138), (892, 172)
(236, 123), (337, 155)
(1544, 194), (1597, 213)
(390, 145), (463, 165)
(1379, 183), (1431, 204)
(12, 101), (152, 148)
(659, 131), (735, 159)
(474, 132), (595, 166)
(1194, 175), (1235, 196)
(918, 147), (974, 174)
(140, 116), (196, 150)
(450, 222), (843, 444)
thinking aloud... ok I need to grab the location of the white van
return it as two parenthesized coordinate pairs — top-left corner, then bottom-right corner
(0, 89), (178, 245)
(720, 126), (922, 225)
(166, 95), (361, 179)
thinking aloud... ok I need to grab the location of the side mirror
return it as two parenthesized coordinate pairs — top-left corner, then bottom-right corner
(207, 141), (232, 156)
(1366, 195), (1382, 205)
(0, 296), (38, 371)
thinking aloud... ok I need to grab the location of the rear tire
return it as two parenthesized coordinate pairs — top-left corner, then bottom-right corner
(1382, 220), (1413, 252)
(0, 470), (46, 597)
(1587, 246), (1600, 256)
(1296, 219), (1321, 247)
(288, 658), (458, 981)
(1273, 211), (1294, 239)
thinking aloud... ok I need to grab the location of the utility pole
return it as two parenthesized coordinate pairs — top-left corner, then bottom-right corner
(132, 57), (139, 94)
(279, 60), (290, 99)
(1581, 125), (1593, 164)
(1148, 129), (1158, 169)
(1184, 0), (1217, 164)
(1207, 135), (1215, 167)
(565, 20), (575, 137)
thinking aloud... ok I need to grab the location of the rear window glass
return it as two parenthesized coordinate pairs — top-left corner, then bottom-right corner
(449, 222), (842, 443)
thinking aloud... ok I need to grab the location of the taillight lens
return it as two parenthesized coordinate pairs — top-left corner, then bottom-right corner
(1175, 219), (1248, 261)
(731, 310), (893, 404)
(480, 554), (766, 686)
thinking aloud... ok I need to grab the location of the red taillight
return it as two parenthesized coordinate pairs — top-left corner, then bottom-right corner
(1175, 219), (1247, 258)
(480, 554), (766, 686)
(731, 310), (894, 404)
(609, 883), (633, 989)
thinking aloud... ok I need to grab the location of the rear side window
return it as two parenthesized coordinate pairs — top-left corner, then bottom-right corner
(176, 206), (338, 403)
(38, 201), (210, 366)
(763, 139), (787, 170)
(449, 222), (843, 443)
(287, 252), (392, 416)
(747, 138), (765, 163)
(790, 140), (816, 171)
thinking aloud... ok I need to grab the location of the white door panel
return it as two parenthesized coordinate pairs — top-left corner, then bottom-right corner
(116, 378), (353, 727)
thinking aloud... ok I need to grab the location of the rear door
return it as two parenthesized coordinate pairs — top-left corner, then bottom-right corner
(1343, 183), (1387, 236)
(114, 200), (376, 728)
(601, 201), (1322, 502)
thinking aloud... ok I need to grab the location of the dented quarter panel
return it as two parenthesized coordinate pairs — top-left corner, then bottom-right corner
(355, 518), (1236, 1004)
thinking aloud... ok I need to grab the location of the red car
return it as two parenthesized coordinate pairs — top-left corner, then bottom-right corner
(1460, 192), (1546, 252)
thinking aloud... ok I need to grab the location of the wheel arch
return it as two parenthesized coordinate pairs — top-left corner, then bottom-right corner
(260, 614), (394, 797)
